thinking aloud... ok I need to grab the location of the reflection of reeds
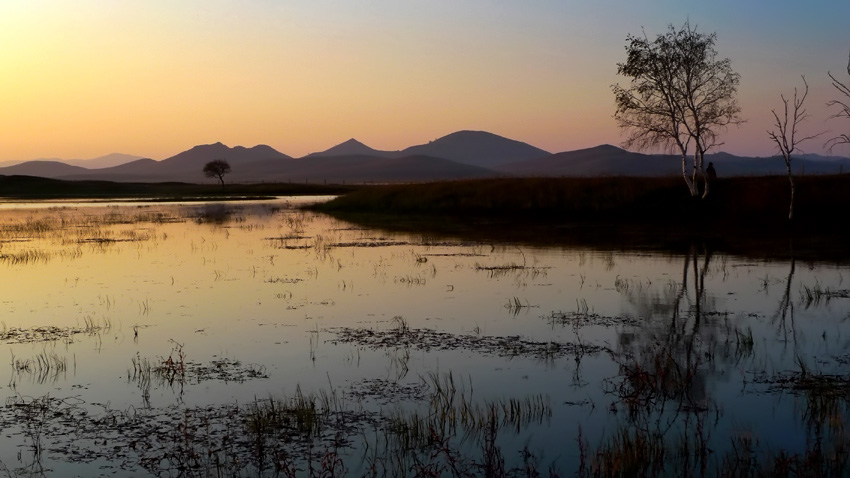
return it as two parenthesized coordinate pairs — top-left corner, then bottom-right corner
(245, 386), (325, 439)
(386, 372), (551, 451)
(10, 350), (69, 386)
(801, 283), (850, 308)
(0, 249), (52, 265)
(583, 423), (850, 478)
(504, 296), (536, 316)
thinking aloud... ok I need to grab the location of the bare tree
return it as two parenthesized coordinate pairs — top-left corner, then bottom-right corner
(203, 159), (232, 188)
(768, 77), (820, 221)
(614, 22), (742, 198)
(826, 50), (850, 152)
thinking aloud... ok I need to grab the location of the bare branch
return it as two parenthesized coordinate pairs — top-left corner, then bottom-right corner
(826, 50), (850, 152)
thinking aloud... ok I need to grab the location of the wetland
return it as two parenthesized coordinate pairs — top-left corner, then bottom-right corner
(0, 195), (848, 477)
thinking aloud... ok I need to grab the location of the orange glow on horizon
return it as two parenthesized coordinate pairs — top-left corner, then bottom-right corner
(1, 1), (849, 162)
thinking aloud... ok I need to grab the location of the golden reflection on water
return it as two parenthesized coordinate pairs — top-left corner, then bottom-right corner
(0, 198), (848, 475)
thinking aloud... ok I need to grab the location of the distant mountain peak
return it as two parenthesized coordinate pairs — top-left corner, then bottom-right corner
(308, 138), (388, 158)
(400, 130), (551, 167)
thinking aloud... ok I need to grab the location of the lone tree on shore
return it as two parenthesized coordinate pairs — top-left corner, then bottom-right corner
(203, 159), (231, 188)
(613, 22), (742, 198)
(826, 50), (850, 152)
(768, 77), (820, 221)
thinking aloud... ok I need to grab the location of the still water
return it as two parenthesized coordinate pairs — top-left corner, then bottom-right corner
(0, 198), (847, 476)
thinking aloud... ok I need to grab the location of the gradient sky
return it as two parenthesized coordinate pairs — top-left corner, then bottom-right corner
(1, 0), (849, 161)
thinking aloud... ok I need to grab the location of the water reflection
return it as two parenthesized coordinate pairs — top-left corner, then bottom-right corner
(0, 199), (847, 475)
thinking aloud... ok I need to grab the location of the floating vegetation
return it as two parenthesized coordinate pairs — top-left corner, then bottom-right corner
(546, 310), (642, 328)
(0, 375), (562, 477)
(0, 319), (111, 344)
(474, 262), (549, 279)
(394, 274), (427, 286)
(130, 343), (268, 391)
(266, 276), (304, 284)
(347, 378), (430, 404)
(185, 357), (268, 383)
(331, 240), (413, 248)
(753, 369), (850, 400)
(327, 321), (606, 361)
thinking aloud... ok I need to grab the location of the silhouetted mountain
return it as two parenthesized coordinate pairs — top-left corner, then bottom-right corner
(0, 161), (92, 178)
(0, 153), (143, 170)
(500, 144), (679, 176)
(64, 153), (145, 169)
(231, 155), (497, 182)
(502, 144), (850, 177)
(158, 142), (291, 172)
(705, 153), (850, 176)
(61, 143), (293, 182)
(305, 139), (397, 158)
(400, 130), (550, 168)
(3, 134), (849, 184)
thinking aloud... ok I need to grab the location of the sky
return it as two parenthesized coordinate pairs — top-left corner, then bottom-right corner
(1, 0), (849, 161)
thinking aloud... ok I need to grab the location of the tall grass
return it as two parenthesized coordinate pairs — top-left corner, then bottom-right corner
(317, 175), (850, 229)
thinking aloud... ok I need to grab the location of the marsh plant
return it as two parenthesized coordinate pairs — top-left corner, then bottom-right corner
(9, 350), (69, 387)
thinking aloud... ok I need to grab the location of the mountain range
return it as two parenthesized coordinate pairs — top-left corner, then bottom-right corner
(1, 130), (848, 184)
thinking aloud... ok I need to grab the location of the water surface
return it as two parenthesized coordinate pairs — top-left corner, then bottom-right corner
(0, 198), (847, 476)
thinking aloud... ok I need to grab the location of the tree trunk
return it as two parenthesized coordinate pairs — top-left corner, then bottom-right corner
(681, 153), (697, 196)
(786, 162), (795, 221)
(693, 153), (706, 197)
(701, 172), (711, 199)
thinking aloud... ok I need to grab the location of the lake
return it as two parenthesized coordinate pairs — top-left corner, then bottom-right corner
(0, 197), (847, 477)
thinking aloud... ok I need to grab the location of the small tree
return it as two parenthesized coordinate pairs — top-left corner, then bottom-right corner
(203, 159), (231, 188)
(826, 50), (850, 152)
(767, 77), (820, 221)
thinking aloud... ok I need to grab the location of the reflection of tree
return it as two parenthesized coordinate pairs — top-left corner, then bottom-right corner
(774, 256), (797, 347)
(607, 244), (719, 432)
(605, 243), (754, 452)
(595, 243), (850, 476)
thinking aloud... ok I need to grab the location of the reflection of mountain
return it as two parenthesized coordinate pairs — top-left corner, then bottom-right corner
(1, 132), (849, 183)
